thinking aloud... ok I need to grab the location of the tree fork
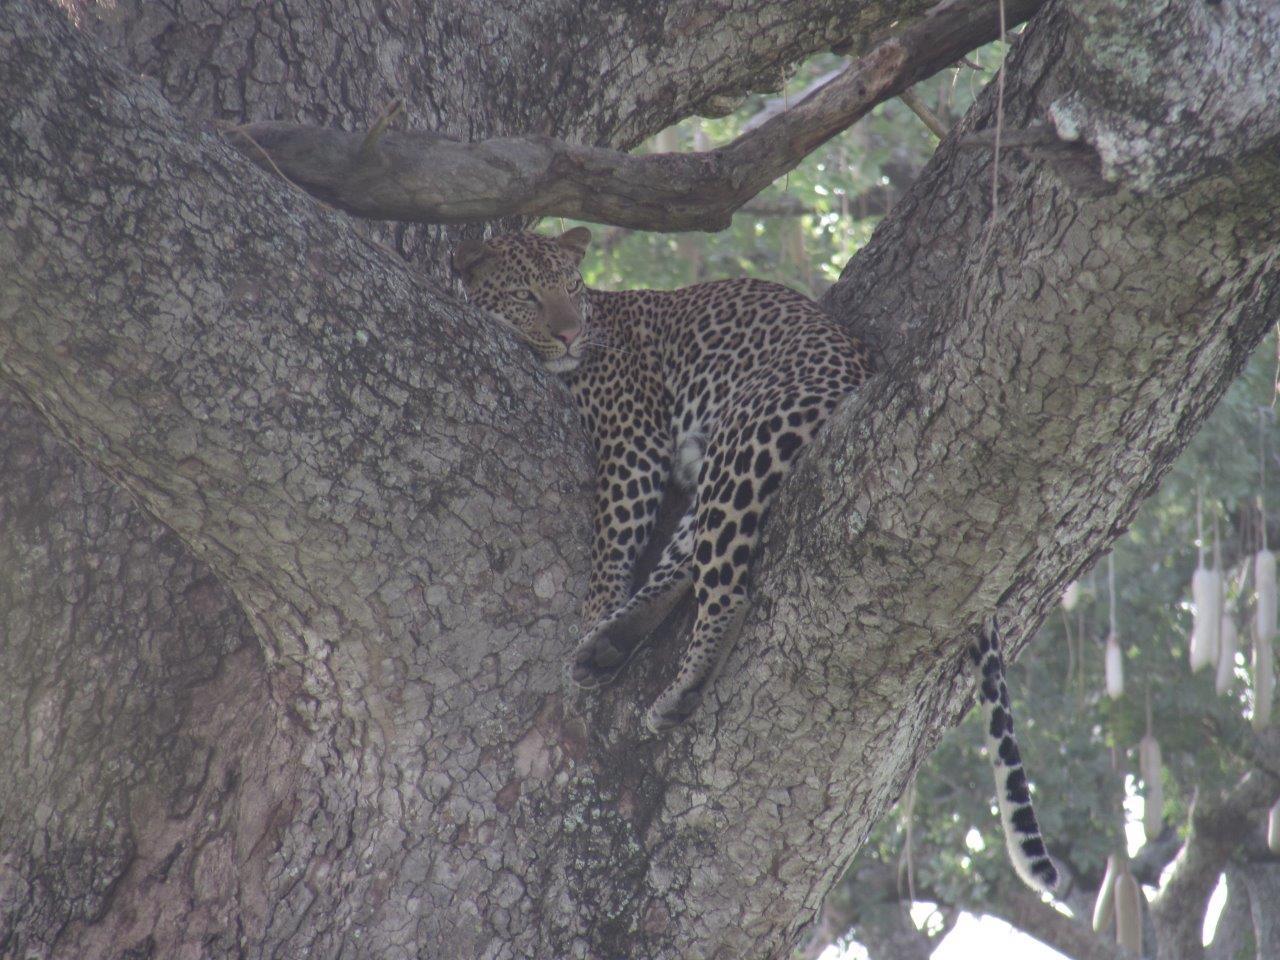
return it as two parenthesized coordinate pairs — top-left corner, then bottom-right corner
(3, 1), (1280, 958)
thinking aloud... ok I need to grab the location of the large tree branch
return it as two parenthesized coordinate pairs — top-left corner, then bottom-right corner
(980, 883), (1134, 960)
(1047, 0), (1280, 194)
(78, 0), (945, 155)
(226, 0), (1042, 231)
(809, 851), (1128, 960)
(75, 0), (956, 276)
(0, 0), (595, 715)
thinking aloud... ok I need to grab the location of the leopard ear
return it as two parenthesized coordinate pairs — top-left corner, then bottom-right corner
(557, 226), (592, 264)
(452, 238), (490, 282)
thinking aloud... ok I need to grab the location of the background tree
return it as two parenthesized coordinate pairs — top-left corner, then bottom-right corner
(3, 2), (1280, 960)
(801, 344), (1280, 959)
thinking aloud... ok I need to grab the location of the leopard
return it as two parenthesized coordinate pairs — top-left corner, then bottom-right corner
(453, 228), (1058, 894)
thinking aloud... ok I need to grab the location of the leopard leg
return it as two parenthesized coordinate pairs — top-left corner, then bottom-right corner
(569, 509), (695, 687)
(579, 427), (671, 627)
(644, 380), (850, 733)
(643, 510), (753, 733)
(645, 583), (752, 732)
(644, 419), (763, 732)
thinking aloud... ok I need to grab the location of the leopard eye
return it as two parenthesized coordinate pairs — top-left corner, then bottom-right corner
(568, 277), (584, 293)
(509, 290), (538, 304)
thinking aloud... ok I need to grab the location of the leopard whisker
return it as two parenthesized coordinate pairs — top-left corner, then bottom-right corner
(581, 337), (636, 359)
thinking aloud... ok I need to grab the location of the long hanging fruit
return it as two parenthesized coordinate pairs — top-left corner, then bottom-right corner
(1139, 698), (1164, 842)
(1257, 543), (1276, 728)
(1105, 633), (1124, 700)
(1105, 555), (1123, 699)
(1113, 864), (1143, 954)
(1092, 853), (1119, 933)
(1256, 415), (1276, 729)
(1190, 495), (1222, 672)
(1255, 630), (1275, 730)
(1256, 547), (1276, 645)
(1190, 564), (1222, 671)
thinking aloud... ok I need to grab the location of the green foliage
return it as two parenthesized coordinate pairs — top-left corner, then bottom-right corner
(881, 339), (1280, 905)
(544, 44), (1009, 297)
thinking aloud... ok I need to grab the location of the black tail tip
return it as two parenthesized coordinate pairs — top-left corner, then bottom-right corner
(1031, 858), (1059, 892)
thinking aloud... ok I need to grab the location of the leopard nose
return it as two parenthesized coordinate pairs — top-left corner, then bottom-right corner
(556, 326), (582, 346)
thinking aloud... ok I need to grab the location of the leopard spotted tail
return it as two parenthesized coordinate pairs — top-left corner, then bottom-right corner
(971, 617), (1059, 894)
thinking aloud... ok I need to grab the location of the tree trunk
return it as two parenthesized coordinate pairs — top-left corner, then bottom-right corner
(1238, 863), (1280, 960)
(1208, 869), (1254, 960)
(3, 2), (1280, 960)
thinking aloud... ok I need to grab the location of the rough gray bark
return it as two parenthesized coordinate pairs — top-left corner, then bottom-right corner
(0, 397), (281, 955)
(3, 3), (1280, 960)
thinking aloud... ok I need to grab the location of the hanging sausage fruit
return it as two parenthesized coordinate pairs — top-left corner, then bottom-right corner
(1190, 495), (1222, 673)
(1113, 863), (1143, 955)
(1255, 415), (1276, 729)
(1139, 724), (1164, 843)
(1105, 555), (1124, 699)
(1092, 853), (1119, 933)
(1256, 543), (1276, 728)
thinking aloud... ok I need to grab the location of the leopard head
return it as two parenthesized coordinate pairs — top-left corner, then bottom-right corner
(453, 227), (593, 375)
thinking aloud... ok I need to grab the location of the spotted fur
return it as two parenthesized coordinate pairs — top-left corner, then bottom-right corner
(970, 617), (1058, 893)
(454, 229), (1056, 893)
(456, 227), (872, 730)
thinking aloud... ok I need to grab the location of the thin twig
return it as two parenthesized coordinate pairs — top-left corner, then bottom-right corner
(899, 88), (950, 140)
(1273, 325), (1280, 408)
(898, 778), (918, 904)
(360, 98), (403, 156)
(221, 122), (341, 215)
(1062, 605), (1076, 685)
(1109, 551), (1117, 638)
(1197, 484), (1205, 565)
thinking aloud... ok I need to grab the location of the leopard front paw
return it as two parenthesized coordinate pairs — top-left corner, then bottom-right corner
(567, 623), (631, 689)
(644, 686), (705, 734)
